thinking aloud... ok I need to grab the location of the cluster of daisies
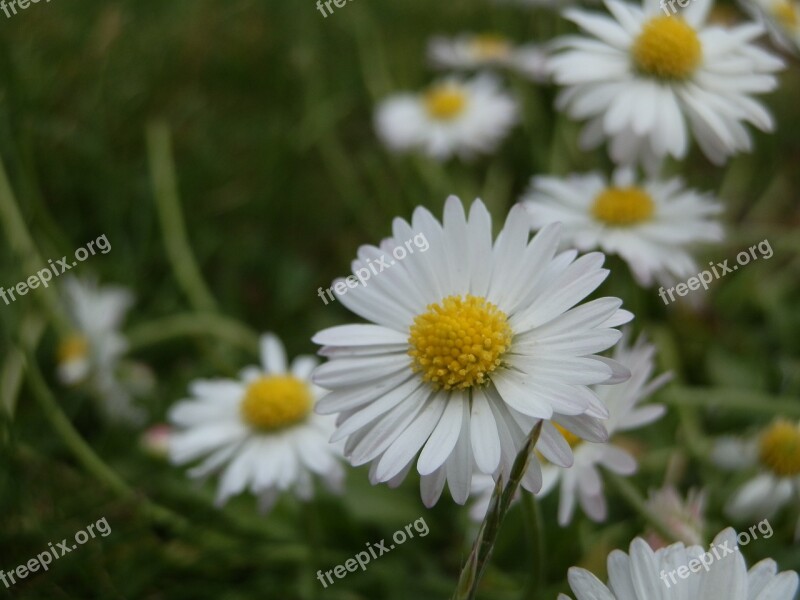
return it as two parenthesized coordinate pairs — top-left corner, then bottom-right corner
(50, 0), (800, 596)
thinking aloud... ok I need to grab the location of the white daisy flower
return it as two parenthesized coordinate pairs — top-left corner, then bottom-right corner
(537, 330), (669, 524)
(549, 0), (784, 168)
(716, 420), (800, 524)
(312, 196), (634, 507)
(468, 331), (668, 522)
(741, 0), (800, 53)
(374, 75), (519, 161)
(168, 333), (345, 512)
(644, 486), (707, 548)
(521, 168), (724, 286)
(558, 528), (799, 600)
(58, 276), (147, 424)
(427, 33), (551, 82)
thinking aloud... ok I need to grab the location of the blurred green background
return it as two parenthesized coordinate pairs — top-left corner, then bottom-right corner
(1, 0), (799, 598)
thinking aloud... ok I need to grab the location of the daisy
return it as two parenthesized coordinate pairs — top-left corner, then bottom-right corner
(374, 75), (519, 161)
(537, 330), (669, 525)
(168, 333), (345, 512)
(558, 527), (799, 600)
(715, 420), (800, 526)
(548, 0), (784, 168)
(58, 276), (148, 424)
(521, 168), (724, 286)
(427, 33), (550, 82)
(644, 486), (707, 548)
(741, 0), (800, 53)
(312, 196), (633, 507)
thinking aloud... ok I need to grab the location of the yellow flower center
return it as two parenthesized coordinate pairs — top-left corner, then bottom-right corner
(408, 294), (512, 390)
(758, 421), (800, 477)
(57, 335), (90, 364)
(773, 0), (799, 28)
(592, 186), (655, 226)
(633, 16), (702, 80)
(424, 84), (468, 121)
(240, 376), (312, 431)
(470, 34), (512, 60)
(554, 423), (582, 448)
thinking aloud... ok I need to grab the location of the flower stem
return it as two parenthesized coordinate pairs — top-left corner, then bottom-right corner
(664, 387), (800, 419)
(146, 121), (218, 314)
(126, 312), (260, 355)
(453, 421), (543, 600)
(520, 492), (545, 600)
(0, 157), (71, 336)
(22, 343), (214, 540)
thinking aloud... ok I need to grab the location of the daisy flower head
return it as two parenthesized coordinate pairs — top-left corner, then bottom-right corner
(168, 333), (345, 512)
(522, 168), (724, 286)
(57, 276), (148, 424)
(312, 196), (634, 507)
(427, 33), (551, 82)
(549, 0), (784, 169)
(717, 420), (800, 524)
(741, 0), (800, 53)
(558, 528), (799, 600)
(537, 329), (670, 525)
(374, 74), (519, 161)
(644, 486), (707, 548)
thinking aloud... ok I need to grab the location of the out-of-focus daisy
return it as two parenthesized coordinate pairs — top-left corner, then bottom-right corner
(169, 333), (344, 512)
(312, 197), (634, 507)
(741, 0), (800, 53)
(374, 75), (518, 161)
(644, 486), (707, 548)
(549, 0), (784, 168)
(558, 528), (799, 600)
(427, 33), (550, 82)
(521, 168), (724, 286)
(714, 420), (800, 524)
(58, 276), (148, 424)
(537, 330), (669, 525)
(468, 332), (668, 522)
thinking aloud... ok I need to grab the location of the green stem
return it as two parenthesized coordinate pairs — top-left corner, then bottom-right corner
(520, 493), (544, 600)
(606, 473), (677, 544)
(126, 312), (260, 355)
(0, 156), (71, 335)
(21, 345), (316, 562)
(23, 346), (192, 531)
(146, 121), (218, 314)
(453, 421), (544, 600)
(1, 314), (46, 417)
(663, 387), (800, 419)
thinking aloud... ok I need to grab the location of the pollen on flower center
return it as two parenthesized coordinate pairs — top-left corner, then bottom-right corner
(633, 16), (702, 80)
(408, 294), (512, 390)
(240, 376), (312, 430)
(470, 34), (512, 60)
(758, 420), (800, 477)
(424, 84), (468, 120)
(592, 186), (655, 226)
(57, 335), (90, 364)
